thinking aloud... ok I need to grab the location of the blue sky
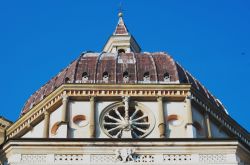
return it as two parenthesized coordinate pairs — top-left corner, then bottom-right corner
(0, 0), (249, 132)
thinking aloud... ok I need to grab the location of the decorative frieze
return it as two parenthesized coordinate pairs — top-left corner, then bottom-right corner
(66, 89), (188, 97)
(21, 154), (47, 164)
(163, 154), (192, 163)
(90, 155), (116, 163)
(199, 154), (226, 163)
(4, 152), (237, 164)
(55, 154), (90, 163)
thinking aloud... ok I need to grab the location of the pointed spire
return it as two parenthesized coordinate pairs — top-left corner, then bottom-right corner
(103, 12), (141, 53)
(113, 12), (129, 35)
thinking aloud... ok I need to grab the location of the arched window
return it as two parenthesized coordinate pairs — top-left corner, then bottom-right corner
(82, 72), (88, 82)
(64, 77), (70, 83)
(29, 103), (34, 109)
(163, 72), (170, 82)
(118, 49), (125, 54)
(143, 72), (150, 82)
(103, 71), (109, 82)
(123, 71), (129, 82)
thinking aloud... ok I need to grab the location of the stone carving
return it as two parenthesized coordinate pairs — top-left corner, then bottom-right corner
(115, 148), (135, 163)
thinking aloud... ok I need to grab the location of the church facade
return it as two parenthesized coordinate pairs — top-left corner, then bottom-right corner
(0, 13), (250, 165)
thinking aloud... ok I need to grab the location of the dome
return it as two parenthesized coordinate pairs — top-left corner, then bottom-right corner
(21, 51), (226, 115)
(21, 14), (226, 116)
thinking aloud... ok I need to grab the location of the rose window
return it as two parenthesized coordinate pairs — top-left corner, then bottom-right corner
(100, 102), (155, 138)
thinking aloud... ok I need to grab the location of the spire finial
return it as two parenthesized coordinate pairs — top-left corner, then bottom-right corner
(118, 1), (123, 18)
(118, 12), (123, 18)
(103, 1), (141, 53)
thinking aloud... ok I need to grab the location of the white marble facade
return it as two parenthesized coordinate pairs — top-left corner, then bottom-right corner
(19, 100), (229, 139)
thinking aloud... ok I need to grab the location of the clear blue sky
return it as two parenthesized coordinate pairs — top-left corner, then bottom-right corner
(0, 0), (249, 132)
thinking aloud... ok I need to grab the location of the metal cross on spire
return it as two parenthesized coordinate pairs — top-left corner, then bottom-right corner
(118, 1), (124, 17)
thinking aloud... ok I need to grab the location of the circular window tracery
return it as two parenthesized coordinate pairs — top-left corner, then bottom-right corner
(100, 102), (155, 138)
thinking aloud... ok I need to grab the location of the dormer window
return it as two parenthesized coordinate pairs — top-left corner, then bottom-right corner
(123, 71), (129, 82)
(64, 77), (70, 83)
(118, 49), (125, 54)
(29, 103), (34, 109)
(143, 72), (150, 82)
(103, 72), (109, 82)
(163, 72), (170, 82)
(82, 72), (88, 82)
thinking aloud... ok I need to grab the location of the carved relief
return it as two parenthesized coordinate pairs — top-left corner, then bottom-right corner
(115, 148), (135, 163)
(134, 155), (155, 163)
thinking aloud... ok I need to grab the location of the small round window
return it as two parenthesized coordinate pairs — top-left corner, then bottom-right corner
(73, 115), (89, 127)
(167, 114), (183, 126)
(51, 122), (60, 135)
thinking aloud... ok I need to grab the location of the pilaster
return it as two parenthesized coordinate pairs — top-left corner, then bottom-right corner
(205, 113), (212, 138)
(185, 93), (196, 138)
(157, 97), (165, 138)
(89, 96), (96, 138)
(59, 93), (69, 138)
(61, 94), (69, 122)
(43, 110), (50, 138)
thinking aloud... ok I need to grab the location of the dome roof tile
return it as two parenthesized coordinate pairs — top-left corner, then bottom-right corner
(21, 52), (226, 115)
